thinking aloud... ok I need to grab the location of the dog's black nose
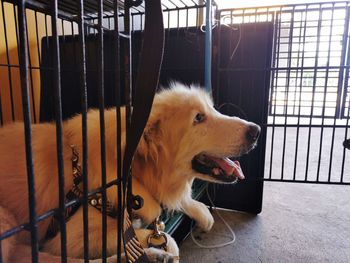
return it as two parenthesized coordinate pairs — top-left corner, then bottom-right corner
(246, 124), (261, 142)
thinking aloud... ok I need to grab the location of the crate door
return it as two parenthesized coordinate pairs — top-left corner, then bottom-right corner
(209, 22), (274, 214)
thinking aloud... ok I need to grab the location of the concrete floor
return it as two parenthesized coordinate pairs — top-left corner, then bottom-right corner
(180, 182), (350, 263)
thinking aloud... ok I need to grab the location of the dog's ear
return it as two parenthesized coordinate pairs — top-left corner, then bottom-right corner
(143, 119), (161, 143)
(137, 119), (162, 161)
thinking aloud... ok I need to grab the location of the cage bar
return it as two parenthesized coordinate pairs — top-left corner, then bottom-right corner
(51, 0), (68, 261)
(76, 0), (89, 261)
(96, 0), (108, 262)
(17, 0), (39, 262)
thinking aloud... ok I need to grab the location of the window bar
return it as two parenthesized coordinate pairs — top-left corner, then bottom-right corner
(51, 0), (68, 261)
(76, 0), (90, 261)
(293, 6), (309, 181)
(280, 6), (295, 180)
(17, 0), (39, 262)
(25, 16), (37, 123)
(1, 0), (15, 122)
(205, 0), (212, 92)
(96, 0), (108, 262)
(112, 1), (122, 262)
(269, 8), (282, 180)
(305, 4), (322, 182)
(317, 4), (335, 182)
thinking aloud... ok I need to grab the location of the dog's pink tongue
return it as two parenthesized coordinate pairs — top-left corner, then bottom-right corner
(209, 156), (245, 179)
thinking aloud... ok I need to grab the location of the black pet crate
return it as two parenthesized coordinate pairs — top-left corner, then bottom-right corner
(1, 0), (349, 262)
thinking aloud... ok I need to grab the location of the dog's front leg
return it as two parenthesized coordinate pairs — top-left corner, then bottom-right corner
(181, 198), (214, 232)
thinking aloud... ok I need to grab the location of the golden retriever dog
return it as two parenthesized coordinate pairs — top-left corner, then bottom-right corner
(0, 83), (260, 262)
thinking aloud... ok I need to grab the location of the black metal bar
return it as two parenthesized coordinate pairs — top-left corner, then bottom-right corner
(96, 0), (107, 262)
(51, 0), (68, 261)
(340, 97), (350, 181)
(264, 124), (350, 128)
(280, 6), (295, 180)
(265, 179), (350, 185)
(76, 0), (89, 261)
(124, 0), (132, 219)
(112, 0), (122, 262)
(1, 0), (15, 122)
(24, 15), (37, 123)
(17, 0), (39, 262)
(293, 6), (309, 181)
(305, 4), (322, 181)
(316, 4), (335, 182)
(269, 8), (282, 180)
(328, 5), (350, 181)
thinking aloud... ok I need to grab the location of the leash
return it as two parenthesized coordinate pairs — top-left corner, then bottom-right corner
(121, 0), (165, 261)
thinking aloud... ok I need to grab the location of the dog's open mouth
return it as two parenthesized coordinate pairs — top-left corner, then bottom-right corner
(192, 154), (245, 183)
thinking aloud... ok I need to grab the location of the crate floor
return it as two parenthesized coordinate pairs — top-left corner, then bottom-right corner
(180, 182), (350, 263)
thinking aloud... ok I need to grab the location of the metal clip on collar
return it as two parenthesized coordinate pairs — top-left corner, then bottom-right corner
(147, 217), (168, 251)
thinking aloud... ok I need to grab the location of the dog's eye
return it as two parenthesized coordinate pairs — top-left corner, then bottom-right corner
(194, 113), (205, 124)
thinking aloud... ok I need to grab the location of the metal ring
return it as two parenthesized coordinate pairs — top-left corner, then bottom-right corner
(147, 232), (168, 251)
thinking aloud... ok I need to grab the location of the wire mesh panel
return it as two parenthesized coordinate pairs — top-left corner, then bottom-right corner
(0, 0), (214, 262)
(218, 1), (350, 184)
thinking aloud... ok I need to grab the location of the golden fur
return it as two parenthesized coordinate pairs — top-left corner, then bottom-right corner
(0, 83), (258, 262)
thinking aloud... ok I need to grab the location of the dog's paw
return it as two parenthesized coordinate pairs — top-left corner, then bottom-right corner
(144, 247), (177, 263)
(195, 203), (214, 232)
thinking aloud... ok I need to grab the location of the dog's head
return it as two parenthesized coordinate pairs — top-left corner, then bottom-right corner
(137, 82), (260, 184)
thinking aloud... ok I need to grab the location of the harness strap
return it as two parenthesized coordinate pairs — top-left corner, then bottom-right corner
(46, 146), (148, 263)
